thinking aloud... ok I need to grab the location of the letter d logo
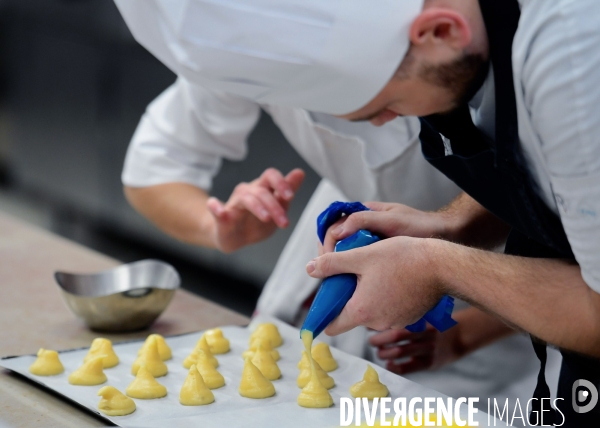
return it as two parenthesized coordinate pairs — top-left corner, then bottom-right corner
(572, 379), (598, 414)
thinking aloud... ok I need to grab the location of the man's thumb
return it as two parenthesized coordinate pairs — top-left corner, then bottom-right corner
(207, 197), (226, 219)
(305, 251), (357, 279)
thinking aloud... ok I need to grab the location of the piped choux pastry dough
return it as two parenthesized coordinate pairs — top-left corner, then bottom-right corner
(85, 338), (119, 368)
(191, 336), (219, 367)
(183, 347), (201, 370)
(239, 358), (275, 399)
(298, 329), (333, 408)
(183, 342), (219, 369)
(29, 349), (64, 376)
(97, 386), (136, 416)
(242, 338), (280, 361)
(297, 368), (334, 408)
(312, 342), (338, 372)
(250, 323), (283, 348)
(132, 336), (168, 377)
(69, 356), (107, 386)
(251, 340), (281, 380)
(297, 351), (334, 389)
(195, 349), (225, 389)
(138, 334), (172, 361)
(350, 365), (389, 399)
(203, 328), (230, 354)
(126, 366), (167, 399)
(179, 364), (215, 406)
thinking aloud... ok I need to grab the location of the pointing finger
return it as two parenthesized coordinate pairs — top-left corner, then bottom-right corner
(284, 168), (305, 194)
(253, 187), (288, 228)
(240, 193), (271, 222)
(260, 168), (294, 201)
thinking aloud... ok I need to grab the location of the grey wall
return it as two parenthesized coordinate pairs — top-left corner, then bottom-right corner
(1, 0), (320, 286)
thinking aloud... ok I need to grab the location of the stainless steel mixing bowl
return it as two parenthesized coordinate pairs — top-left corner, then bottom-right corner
(55, 259), (180, 332)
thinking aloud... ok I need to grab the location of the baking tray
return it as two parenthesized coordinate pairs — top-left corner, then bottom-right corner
(1, 316), (503, 427)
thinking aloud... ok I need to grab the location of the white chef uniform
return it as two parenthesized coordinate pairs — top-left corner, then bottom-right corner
(121, 79), (558, 415)
(116, 0), (600, 299)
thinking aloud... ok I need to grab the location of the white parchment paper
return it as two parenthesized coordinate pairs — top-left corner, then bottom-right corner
(1, 316), (504, 427)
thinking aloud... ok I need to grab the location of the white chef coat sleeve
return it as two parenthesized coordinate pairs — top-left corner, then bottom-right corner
(122, 77), (261, 190)
(521, 0), (600, 293)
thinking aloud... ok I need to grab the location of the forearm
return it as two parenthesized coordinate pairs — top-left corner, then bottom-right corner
(440, 192), (511, 249)
(432, 239), (600, 357)
(452, 306), (516, 357)
(124, 183), (216, 248)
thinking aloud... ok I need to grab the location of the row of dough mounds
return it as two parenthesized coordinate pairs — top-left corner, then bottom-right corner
(28, 323), (389, 416)
(28, 330), (228, 415)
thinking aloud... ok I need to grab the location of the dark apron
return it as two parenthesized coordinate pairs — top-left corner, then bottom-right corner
(418, 0), (600, 425)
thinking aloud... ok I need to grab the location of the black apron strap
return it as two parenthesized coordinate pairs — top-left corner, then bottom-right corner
(419, 1), (600, 425)
(529, 338), (558, 426)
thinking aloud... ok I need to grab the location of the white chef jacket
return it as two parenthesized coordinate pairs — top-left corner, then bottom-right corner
(122, 77), (557, 413)
(123, 77), (458, 208)
(465, 0), (600, 294)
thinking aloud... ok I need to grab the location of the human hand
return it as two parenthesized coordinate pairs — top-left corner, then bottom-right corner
(320, 201), (457, 254)
(307, 236), (446, 335)
(206, 168), (305, 253)
(369, 326), (465, 375)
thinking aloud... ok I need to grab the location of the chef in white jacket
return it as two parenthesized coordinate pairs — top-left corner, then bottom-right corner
(121, 76), (559, 417)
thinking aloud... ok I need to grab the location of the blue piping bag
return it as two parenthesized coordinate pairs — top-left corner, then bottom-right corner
(301, 201), (457, 339)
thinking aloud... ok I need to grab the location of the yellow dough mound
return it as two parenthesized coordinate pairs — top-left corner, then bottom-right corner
(194, 349), (225, 389)
(251, 340), (281, 380)
(97, 386), (136, 416)
(350, 365), (389, 399)
(312, 342), (338, 372)
(250, 323), (283, 348)
(179, 364), (215, 406)
(297, 351), (334, 389)
(239, 358), (275, 399)
(85, 338), (119, 368)
(138, 334), (172, 361)
(131, 336), (168, 377)
(183, 347), (200, 370)
(126, 366), (167, 399)
(203, 328), (230, 354)
(186, 336), (218, 368)
(297, 368), (334, 408)
(243, 337), (280, 361)
(69, 356), (107, 386)
(297, 329), (333, 408)
(29, 348), (64, 376)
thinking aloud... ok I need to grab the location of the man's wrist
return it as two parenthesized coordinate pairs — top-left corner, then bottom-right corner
(436, 210), (468, 243)
(422, 237), (456, 297)
(193, 206), (219, 249)
(434, 192), (509, 248)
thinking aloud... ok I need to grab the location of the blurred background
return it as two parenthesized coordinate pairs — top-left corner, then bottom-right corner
(0, 0), (321, 316)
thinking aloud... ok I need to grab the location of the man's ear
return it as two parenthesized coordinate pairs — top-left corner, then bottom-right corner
(409, 8), (471, 52)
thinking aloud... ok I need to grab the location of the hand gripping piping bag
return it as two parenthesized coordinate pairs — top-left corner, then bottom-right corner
(301, 201), (457, 339)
